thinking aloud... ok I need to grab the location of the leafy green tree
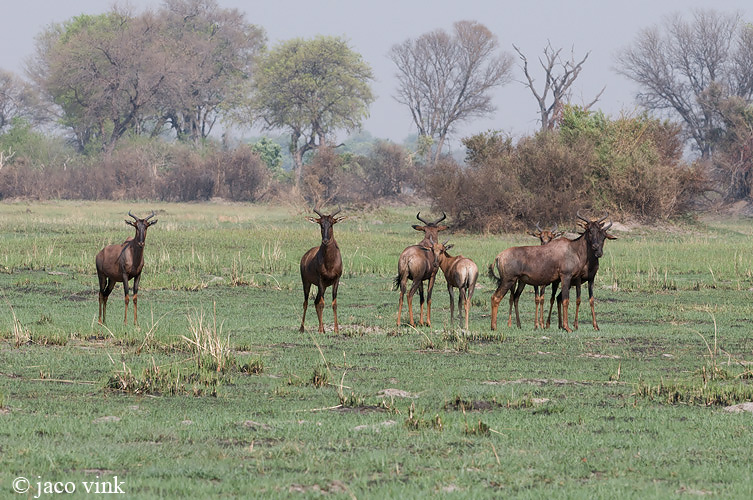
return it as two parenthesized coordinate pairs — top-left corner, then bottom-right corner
(156, 0), (265, 143)
(29, 10), (167, 152)
(251, 137), (284, 179)
(250, 36), (375, 186)
(28, 1), (264, 152)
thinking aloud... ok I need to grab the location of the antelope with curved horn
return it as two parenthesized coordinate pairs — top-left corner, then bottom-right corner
(489, 212), (614, 332)
(518, 222), (564, 329)
(299, 207), (345, 333)
(432, 239), (478, 329)
(96, 211), (158, 326)
(554, 212), (616, 331)
(394, 212), (448, 327)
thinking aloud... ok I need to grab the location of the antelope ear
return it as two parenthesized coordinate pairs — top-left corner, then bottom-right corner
(333, 216), (347, 224)
(306, 217), (319, 224)
(445, 244), (454, 251)
(606, 232), (617, 240)
(528, 231), (539, 238)
(436, 225), (449, 232)
(125, 219), (135, 227)
(148, 219), (158, 226)
(412, 224), (426, 232)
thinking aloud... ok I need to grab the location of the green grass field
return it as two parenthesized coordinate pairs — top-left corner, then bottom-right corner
(1, 201), (753, 499)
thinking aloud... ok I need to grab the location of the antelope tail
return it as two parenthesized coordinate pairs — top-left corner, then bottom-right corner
(487, 263), (501, 286)
(392, 274), (401, 291)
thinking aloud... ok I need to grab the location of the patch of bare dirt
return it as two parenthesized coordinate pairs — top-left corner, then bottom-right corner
(377, 388), (418, 398)
(289, 480), (351, 495)
(723, 402), (753, 414)
(353, 420), (397, 432)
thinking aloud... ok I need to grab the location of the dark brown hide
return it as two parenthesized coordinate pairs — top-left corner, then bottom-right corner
(299, 208), (345, 333)
(394, 212), (447, 327)
(96, 211), (157, 326)
(489, 214), (613, 332)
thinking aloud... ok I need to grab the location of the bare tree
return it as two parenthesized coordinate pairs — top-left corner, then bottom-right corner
(0, 70), (46, 132)
(390, 20), (514, 164)
(514, 42), (604, 131)
(616, 9), (753, 158)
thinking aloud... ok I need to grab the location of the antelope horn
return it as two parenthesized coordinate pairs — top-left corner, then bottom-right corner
(432, 212), (447, 225)
(576, 211), (590, 223)
(145, 210), (156, 221)
(603, 220), (613, 231)
(331, 206), (342, 217)
(552, 222), (558, 232)
(313, 207), (324, 218)
(597, 212), (609, 224)
(535, 222), (543, 232)
(416, 212), (429, 225)
(442, 239), (450, 246)
(128, 210), (138, 220)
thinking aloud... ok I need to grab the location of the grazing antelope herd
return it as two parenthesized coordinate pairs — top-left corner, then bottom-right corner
(96, 208), (616, 333)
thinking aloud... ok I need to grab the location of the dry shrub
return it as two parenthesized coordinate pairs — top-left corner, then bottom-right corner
(220, 145), (269, 201)
(155, 147), (212, 201)
(427, 114), (702, 232)
(300, 146), (342, 207)
(362, 141), (414, 198)
(592, 117), (702, 219)
(709, 97), (753, 202)
(514, 132), (592, 222)
(427, 132), (592, 232)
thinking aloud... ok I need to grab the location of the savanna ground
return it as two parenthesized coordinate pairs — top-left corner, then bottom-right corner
(1, 201), (753, 499)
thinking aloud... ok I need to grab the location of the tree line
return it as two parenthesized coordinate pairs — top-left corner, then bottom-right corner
(0, 2), (752, 226)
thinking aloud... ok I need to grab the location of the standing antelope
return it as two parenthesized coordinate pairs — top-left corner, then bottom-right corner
(432, 240), (478, 329)
(504, 223), (563, 329)
(523, 223), (563, 329)
(394, 212), (448, 327)
(488, 212), (614, 332)
(96, 211), (158, 326)
(555, 213), (616, 331)
(300, 208), (345, 334)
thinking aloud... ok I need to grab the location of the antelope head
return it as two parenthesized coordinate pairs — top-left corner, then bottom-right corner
(125, 211), (158, 247)
(307, 207), (345, 245)
(413, 212), (448, 247)
(576, 211), (616, 258)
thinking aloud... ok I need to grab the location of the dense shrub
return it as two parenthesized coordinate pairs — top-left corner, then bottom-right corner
(0, 138), (272, 202)
(220, 146), (270, 201)
(299, 142), (417, 207)
(428, 132), (591, 232)
(709, 97), (753, 201)
(426, 109), (703, 231)
(361, 141), (414, 198)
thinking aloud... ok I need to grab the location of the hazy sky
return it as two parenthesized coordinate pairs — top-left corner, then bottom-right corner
(2, 0), (751, 150)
